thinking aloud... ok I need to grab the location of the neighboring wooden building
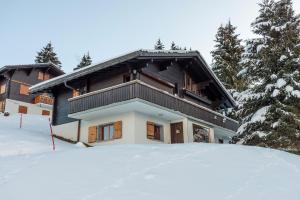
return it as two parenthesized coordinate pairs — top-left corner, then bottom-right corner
(0, 63), (64, 115)
(30, 50), (239, 144)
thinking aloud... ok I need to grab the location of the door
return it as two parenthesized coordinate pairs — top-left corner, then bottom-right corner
(170, 122), (184, 144)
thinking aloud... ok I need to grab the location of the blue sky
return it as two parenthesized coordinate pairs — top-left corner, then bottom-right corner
(1, 0), (300, 72)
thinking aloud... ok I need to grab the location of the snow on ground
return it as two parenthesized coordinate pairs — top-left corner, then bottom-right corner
(1, 114), (300, 200)
(0, 114), (74, 157)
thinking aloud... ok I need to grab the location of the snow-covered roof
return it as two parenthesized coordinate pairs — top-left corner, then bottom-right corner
(29, 49), (236, 106)
(0, 63), (64, 75)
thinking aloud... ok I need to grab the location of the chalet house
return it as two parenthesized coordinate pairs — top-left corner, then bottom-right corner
(0, 63), (64, 116)
(30, 50), (239, 145)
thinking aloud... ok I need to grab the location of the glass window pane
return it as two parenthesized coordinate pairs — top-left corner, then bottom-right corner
(103, 126), (109, 141)
(109, 125), (114, 140)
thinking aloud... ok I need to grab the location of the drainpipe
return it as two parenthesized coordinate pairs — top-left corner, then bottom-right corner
(64, 81), (76, 91)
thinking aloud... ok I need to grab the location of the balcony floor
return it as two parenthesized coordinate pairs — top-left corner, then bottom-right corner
(68, 99), (185, 122)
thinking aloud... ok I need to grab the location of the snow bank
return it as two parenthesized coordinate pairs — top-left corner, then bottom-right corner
(0, 144), (300, 200)
(0, 114), (74, 157)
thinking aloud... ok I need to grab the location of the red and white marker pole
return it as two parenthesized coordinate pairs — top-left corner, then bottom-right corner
(49, 118), (55, 151)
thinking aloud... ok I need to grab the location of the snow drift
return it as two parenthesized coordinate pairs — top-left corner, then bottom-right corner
(0, 115), (300, 200)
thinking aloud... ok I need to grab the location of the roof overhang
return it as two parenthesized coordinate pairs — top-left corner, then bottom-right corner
(29, 50), (236, 107)
(0, 63), (64, 76)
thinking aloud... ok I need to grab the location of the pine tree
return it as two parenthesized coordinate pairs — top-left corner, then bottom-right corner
(154, 38), (165, 50)
(170, 41), (181, 50)
(236, 0), (300, 153)
(35, 42), (62, 68)
(211, 21), (245, 91)
(73, 52), (92, 70)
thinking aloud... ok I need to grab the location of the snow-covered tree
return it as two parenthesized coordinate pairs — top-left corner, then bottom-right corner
(211, 21), (245, 92)
(236, 0), (300, 153)
(154, 38), (165, 50)
(170, 41), (181, 50)
(73, 52), (92, 70)
(35, 42), (62, 68)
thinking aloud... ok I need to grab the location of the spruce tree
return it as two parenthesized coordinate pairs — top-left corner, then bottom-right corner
(154, 38), (165, 50)
(170, 41), (181, 50)
(73, 53), (92, 70)
(236, 0), (300, 153)
(35, 42), (62, 68)
(211, 21), (245, 91)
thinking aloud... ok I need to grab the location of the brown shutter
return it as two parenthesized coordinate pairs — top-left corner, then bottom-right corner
(113, 121), (122, 139)
(98, 126), (103, 141)
(20, 84), (29, 95)
(147, 121), (155, 139)
(18, 106), (28, 114)
(42, 110), (50, 116)
(38, 72), (44, 80)
(88, 126), (97, 143)
(44, 73), (50, 80)
(0, 84), (6, 94)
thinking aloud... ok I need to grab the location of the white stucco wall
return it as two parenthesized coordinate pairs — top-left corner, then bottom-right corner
(80, 112), (136, 145)
(52, 121), (79, 142)
(134, 112), (171, 144)
(5, 99), (52, 116)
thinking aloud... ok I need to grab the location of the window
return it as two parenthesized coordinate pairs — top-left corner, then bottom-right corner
(147, 121), (164, 141)
(0, 83), (6, 94)
(88, 121), (122, 143)
(20, 84), (29, 95)
(193, 124), (210, 143)
(73, 89), (80, 97)
(38, 72), (44, 80)
(42, 110), (50, 116)
(38, 71), (50, 81)
(18, 105), (28, 114)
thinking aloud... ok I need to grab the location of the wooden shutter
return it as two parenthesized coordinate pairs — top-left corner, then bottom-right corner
(44, 73), (50, 80)
(42, 110), (50, 116)
(0, 84), (6, 94)
(20, 84), (29, 95)
(38, 72), (44, 80)
(113, 121), (122, 139)
(147, 121), (155, 139)
(88, 126), (97, 143)
(98, 126), (103, 141)
(18, 106), (27, 114)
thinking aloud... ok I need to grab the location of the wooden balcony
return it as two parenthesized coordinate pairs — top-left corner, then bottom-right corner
(34, 95), (54, 105)
(68, 80), (239, 131)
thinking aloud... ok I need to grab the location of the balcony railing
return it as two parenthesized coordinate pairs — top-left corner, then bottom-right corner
(34, 95), (54, 105)
(68, 80), (239, 131)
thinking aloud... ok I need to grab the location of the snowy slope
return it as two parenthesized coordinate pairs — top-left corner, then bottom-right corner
(0, 115), (300, 200)
(0, 114), (75, 156)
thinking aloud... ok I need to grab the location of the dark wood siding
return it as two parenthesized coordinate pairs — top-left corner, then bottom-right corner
(139, 73), (174, 94)
(8, 69), (58, 104)
(88, 68), (128, 92)
(52, 86), (78, 126)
